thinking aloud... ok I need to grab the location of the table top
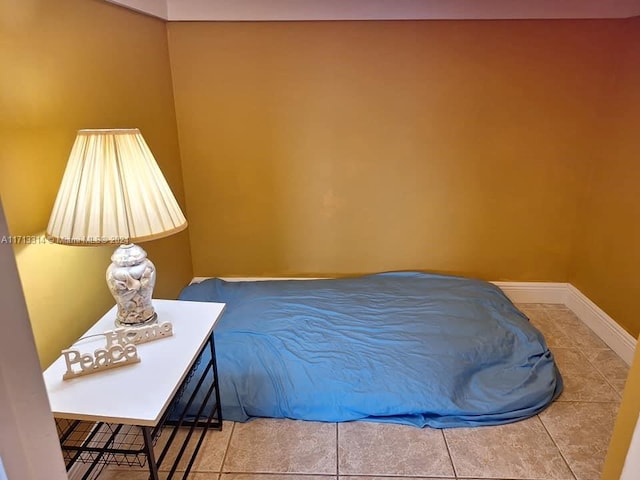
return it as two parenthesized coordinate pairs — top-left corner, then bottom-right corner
(43, 299), (225, 427)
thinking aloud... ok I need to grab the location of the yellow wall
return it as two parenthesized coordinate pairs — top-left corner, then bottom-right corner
(569, 17), (640, 338)
(577, 16), (640, 480)
(168, 21), (640, 475)
(0, 0), (192, 367)
(167, 20), (617, 280)
(1, 4), (639, 474)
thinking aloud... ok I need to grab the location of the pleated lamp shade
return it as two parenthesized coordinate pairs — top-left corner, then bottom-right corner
(46, 129), (187, 245)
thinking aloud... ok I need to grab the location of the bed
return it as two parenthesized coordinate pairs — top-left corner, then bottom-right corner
(176, 271), (562, 428)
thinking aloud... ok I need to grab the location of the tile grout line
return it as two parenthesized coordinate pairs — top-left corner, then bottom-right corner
(551, 345), (622, 401)
(579, 348), (627, 399)
(554, 399), (623, 403)
(217, 473), (336, 477)
(545, 307), (610, 351)
(539, 303), (623, 403)
(335, 422), (340, 479)
(535, 307), (619, 480)
(339, 475), (460, 479)
(218, 421), (236, 475)
(440, 428), (458, 479)
(537, 305), (586, 480)
(535, 413), (578, 480)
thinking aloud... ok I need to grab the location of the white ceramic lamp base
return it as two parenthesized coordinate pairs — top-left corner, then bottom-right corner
(106, 244), (157, 327)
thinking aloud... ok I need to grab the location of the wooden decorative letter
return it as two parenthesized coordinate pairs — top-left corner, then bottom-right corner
(104, 321), (174, 348)
(62, 344), (140, 380)
(61, 321), (173, 380)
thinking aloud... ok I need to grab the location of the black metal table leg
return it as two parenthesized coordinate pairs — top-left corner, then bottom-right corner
(142, 426), (160, 480)
(210, 334), (223, 429)
(56, 334), (223, 479)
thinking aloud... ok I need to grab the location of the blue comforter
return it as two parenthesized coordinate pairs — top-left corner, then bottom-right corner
(177, 272), (562, 427)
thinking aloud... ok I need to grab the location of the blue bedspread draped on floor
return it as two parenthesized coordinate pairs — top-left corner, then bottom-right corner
(177, 272), (562, 427)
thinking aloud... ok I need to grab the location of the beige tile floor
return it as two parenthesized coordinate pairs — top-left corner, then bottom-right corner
(101, 303), (629, 480)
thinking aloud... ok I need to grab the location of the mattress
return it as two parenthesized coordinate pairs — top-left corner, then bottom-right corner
(176, 271), (563, 427)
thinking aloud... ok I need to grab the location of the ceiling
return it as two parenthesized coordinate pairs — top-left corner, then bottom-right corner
(106, 0), (640, 21)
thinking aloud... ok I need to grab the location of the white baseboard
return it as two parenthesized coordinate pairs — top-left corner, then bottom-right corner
(491, 281), (569, 304)
(494, 281), (637, 365)
(189, 277), (637, 365)
(564, 284), (636, 366)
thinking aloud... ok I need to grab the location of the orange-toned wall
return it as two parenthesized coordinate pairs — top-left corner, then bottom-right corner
(167, 20), (617, 280)
(0, 0), (192, 367)
(576, 16), (640, 480)
(569, 17), (640, 339)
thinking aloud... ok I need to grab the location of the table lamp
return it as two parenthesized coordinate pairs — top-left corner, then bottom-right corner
(46, 129), (187, 327)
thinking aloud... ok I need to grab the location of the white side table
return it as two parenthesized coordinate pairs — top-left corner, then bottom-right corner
(43, 299), (225, 480)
